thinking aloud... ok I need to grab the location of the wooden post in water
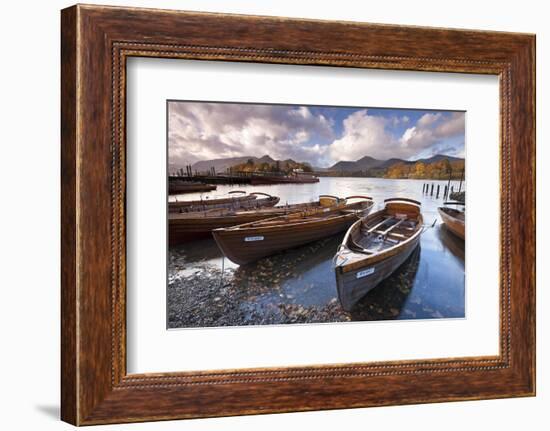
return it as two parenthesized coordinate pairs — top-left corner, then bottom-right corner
(444, 185), (448, 198)
(458, 168), (464, 193)
(446, 168), (452, 199)
(451, 185), (454, 193)
(436, 184), (440, 198)
(430, 184), (434, 196)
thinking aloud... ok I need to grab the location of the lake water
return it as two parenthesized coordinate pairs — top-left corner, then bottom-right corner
(168, 177), (465, 327)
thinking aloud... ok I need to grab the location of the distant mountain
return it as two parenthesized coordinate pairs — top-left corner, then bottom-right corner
(415, 154), (463, 164)
(378, 158), (408, 169)
(177, 153), (464, 178)
(328, 154), (463, 172)
(330, 161), (361, 171)
(187, 154), (314, 174)
(190, 155), (275, 174)
(331, 156), (382, 171)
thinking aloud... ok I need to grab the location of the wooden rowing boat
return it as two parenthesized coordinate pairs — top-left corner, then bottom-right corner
(212, 196), (374, 265)
(169, 191), (276, 213)
(437, 202), (465, 240)
(334, 198), (424, 311)
(168, 181), (216, 195)
(169, 195), (344, 245)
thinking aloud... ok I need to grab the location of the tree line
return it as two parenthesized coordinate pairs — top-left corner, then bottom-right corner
(230, 158), (313, 174)
(385, 159), (465, 180)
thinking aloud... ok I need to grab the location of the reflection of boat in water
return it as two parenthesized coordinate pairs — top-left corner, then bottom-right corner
(232, 233), (344, 292)
(334, 198), (424, 311)
(349, 245), (421, 320)
(213, 196), (374, 265)
(437, 224), (465, 261)
(168, 180), (216, 195)
(169, 191), (276, 213)
(437, 202), (465, 240)
(169, 195), (347, 245)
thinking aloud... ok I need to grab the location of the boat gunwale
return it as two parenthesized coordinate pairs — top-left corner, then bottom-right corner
(437, 206), (465, 239)
(336, 206), (423, 272)
(213, 199), (374, 233)
(438, 206), (465, 223)
(169, 195), (280, 216)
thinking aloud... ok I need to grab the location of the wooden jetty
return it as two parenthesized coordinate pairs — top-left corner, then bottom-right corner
(168, 171), (319, 186)
(334, 198), (424, 311)
(250, 173), (319, 185)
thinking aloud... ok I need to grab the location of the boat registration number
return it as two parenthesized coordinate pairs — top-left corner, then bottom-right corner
(356, 268), (375, 279)
(244, 236), (264, 242)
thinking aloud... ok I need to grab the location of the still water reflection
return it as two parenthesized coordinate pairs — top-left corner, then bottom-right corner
(168, 177), (465, 328)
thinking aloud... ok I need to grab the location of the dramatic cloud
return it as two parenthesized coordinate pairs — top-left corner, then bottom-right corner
(168, 102), (334, 168)
(329, 110), (396, 161)
(168, 102), (465, 168)
(398, 112), (465, 158)
(329, 110), (465, 162)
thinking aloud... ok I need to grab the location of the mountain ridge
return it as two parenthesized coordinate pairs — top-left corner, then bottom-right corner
(170, 153), (464, 176)
(328, 153), (464, 172)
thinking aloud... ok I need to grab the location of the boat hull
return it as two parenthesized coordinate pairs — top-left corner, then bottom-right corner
(335, 236), (420, 311)
(168, 183), (216, 194)
(169, 194), (256, 212)
(438, 207), (465, 240)
(334, 199), (424, 311)
(169, 195), (278, 213)
(212, 212), (362, 265)
(169, 210), (281, 245)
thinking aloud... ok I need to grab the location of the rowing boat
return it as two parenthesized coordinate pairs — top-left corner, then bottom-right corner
(168, 181), (216, 195)
(437, 202), (465, 240)
(334, 198), (424, 311)
(169, 195), (346, 245)
(212, 196), (374, 265)
(169, 191), (277, 213)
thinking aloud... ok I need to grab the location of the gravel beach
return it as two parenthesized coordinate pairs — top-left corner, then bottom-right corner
(166, 233), (461, 328)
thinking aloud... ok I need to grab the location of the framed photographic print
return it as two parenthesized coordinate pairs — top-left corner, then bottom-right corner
(61, 4), (535, 425)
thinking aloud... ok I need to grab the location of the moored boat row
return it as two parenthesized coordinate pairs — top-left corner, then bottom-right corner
(168, 194), (368, 245)
(169, 191), (277, 213)
(171, 192), (464, 313)
(212, 196), (374, 265)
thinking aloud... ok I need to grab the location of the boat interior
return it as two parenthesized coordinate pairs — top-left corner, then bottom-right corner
(349, 200), (422, 255)
(220, 197), (369, 229)
(440, 202), (465, 221)
(440, 207), (465, 221)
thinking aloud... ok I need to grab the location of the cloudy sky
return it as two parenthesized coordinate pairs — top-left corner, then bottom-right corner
(168, 101), (465, 168)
